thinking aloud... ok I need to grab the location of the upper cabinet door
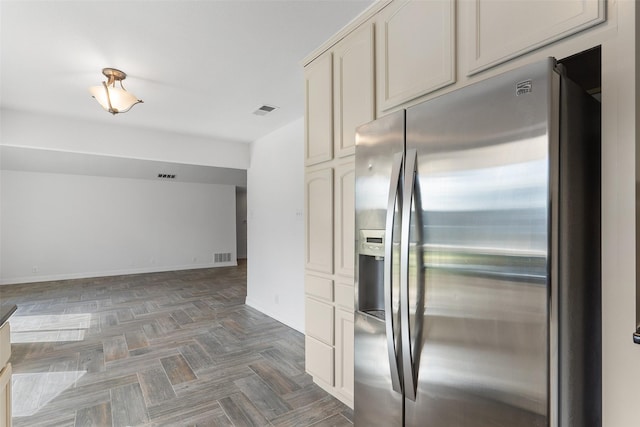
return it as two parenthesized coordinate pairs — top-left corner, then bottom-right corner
(465, 0), (606, 75)
(305, 53), (333, 166)
(305, 168), (334, 274)
(333, 23), (376, 158)
(377, 0), (456, 114)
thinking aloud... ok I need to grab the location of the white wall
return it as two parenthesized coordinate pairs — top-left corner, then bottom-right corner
(246, 117), (304, 332)
(1, 109), (250, 169)
(1, 170), (237, 284)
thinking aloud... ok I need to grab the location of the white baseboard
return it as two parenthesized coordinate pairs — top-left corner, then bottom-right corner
(0, 261), (238, 285)
(245, 297), (304, 334)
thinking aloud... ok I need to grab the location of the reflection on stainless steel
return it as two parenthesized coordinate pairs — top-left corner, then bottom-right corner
(403, 60), (551, 426)
(355, 58), (601, 427)
(355, 110), (405, 425)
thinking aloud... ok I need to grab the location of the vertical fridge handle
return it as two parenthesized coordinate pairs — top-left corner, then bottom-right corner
(384, 151), (404, 394)
(401, 149), (418, 401)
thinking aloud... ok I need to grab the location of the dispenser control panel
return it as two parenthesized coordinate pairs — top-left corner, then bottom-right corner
(359, 229), (385, 257)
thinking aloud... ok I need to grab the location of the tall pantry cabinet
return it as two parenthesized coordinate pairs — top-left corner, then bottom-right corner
(303, 21), (374, 407)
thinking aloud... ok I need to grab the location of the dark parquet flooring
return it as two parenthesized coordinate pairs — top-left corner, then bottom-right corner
(1, 261), (352, 426)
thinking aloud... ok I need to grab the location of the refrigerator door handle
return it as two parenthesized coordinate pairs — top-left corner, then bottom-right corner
(384, 151), (404, 394)
(401, 148), (419, 401)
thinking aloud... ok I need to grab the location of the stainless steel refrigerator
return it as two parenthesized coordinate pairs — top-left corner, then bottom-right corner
(354, 58), (601, 427)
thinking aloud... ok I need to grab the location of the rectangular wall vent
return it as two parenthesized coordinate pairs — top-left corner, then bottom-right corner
(253, 104), (278, 116)
(214, 253), (232, 263)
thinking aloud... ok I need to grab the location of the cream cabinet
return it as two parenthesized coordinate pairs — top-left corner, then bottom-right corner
(304, 52), (333, 166)
(304, 168), (334, 274)
(465, 0), (606, 75)
(305, 274), (334, 302)
(305, 297), (334, 346)
(0, 363), (11, 427)
(305, 336), (334, 386)
(334, 308), (354, 404)
(334, 280), (354, 405)
(0, 322), (10, 427)
(304, 273), (335, 387)
(304, 161), (355, 406)
(333, 22), (375, 158)
(376, 0), (455, 114)
(334, 161), (355, 279)
(0, 323), (9, 370)
(304, 20), (371, 407)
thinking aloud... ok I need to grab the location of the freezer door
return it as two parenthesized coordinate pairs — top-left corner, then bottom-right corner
(354, 111), (405, 426)
(404, 59), (555, 426)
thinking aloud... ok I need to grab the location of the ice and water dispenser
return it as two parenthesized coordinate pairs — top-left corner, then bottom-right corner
(358, 229), (386, 320)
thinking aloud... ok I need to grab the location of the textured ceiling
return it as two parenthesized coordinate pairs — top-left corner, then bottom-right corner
(0, 0), (373, 144)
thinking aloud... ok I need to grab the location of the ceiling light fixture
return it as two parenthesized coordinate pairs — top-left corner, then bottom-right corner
(89, 68), (143, 115)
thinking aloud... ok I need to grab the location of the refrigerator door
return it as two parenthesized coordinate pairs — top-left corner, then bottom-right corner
(355, 110), (405, 426)
(404, 59), (555, 426)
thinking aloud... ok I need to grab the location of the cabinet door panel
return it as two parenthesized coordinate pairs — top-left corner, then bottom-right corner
(335, 281), (354, 312)
(0, 323), (10, 370)
(377, 0), (455, 112)
(0, 363), (11, 427)
(466, 0), (605, 75)
(305, 274), (334, 302)
(335, 161), (355, 278)
(305, 168), (334, 274)
(335, 309), (354, 404)
(305, 336), (334, 386)
(305, 53), (333, 165)
(334, 23), (375, 158)
(305, 297), (334, 345)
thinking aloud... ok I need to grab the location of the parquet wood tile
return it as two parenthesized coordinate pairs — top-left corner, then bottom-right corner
(3, 261), (353, 426)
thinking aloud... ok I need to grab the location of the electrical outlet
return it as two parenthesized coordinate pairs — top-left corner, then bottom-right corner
(192, 257), (198, 263)
(32, 266), (38, 273)
(274, 294), (279, 304)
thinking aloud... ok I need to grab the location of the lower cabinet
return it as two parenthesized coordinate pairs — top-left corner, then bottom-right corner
(304, 274), (355, 407)
(334, 309), (354, 404)
(305, 297), (334, 347)
(305, 336), (334, 386)
(0, 321), (10, 427)
(304, 158), (355, 407)
(0, 363), (11, 427)
(0, 323), (10, 369)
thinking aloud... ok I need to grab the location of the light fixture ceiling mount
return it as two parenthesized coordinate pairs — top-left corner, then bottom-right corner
(89, 67), (143, 115)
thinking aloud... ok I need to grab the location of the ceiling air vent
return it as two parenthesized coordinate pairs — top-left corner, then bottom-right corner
(253, 104), (278, 116)
(157, 173), (176, 179)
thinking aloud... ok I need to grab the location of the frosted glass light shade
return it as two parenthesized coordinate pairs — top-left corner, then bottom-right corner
(89, 83), (143, 115)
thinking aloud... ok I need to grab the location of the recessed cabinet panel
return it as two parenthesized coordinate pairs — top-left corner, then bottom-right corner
(334, 23), (375, 158)
(466, 0), (605, 75)
(305, 168), (334, 274)
(305, 274), (334, 302)
(0, 323), (9, 370)
(335, 161), (355, 279)
(305, 336), (335, 386)
(377, 0), (455, 112)
(335, 281), (354, 311)
(305, 53), (333, 165)
(335, 309), (355, 404)
(0, 363), (11, 427)
(305, 297), (334, 345)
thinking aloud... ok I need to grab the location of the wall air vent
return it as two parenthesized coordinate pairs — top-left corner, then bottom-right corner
(214, 253), (232, 263)
(253, 105), (278, 116)
(157, 174), (176, 179)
